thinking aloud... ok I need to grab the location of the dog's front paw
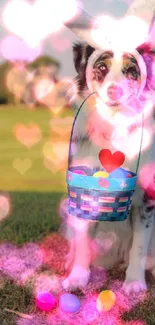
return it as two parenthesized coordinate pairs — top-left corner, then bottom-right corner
(65, 253), (74, 270)
(62, 266), (90, 290)
(122, 277), (147, 295)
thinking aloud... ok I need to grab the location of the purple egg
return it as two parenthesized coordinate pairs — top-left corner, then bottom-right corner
(59, 293), (80, 313)
(109, 168), (129, 179)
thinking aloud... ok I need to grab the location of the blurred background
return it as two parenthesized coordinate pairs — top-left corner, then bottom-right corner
(1, 2), (155, 325)
(0, 0), (132, 193)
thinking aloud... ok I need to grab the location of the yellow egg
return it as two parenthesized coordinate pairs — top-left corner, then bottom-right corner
(96, 290), (116, 312)
(93, 171), (109, 178)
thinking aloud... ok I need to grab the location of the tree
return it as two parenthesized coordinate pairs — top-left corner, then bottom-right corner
(0, 55), (60, 105)
(0, 61), (14, 104)
(28, 55), (60, 70)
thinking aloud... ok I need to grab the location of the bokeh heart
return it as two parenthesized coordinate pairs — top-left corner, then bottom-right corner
(13, 158), (32, 174)
(43, 141), (68, 161)
(43, 141), (68, 172)
(2, 0), (78, 47)
(14, 123), (42, 148)
(49, 117), (73, 136)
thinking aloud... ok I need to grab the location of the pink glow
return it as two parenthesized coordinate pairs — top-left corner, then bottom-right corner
(0, 243), (43, 284)
(0, 35), (41, 62)
(2, 0), (79, 47)
(139, 163), (155, 198)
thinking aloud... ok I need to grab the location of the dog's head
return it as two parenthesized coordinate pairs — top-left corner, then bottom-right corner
(73, 42), (155, 106)
(65, 6), (155, 106)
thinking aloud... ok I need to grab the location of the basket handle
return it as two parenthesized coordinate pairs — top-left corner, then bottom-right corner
(68, 93), (144, 175)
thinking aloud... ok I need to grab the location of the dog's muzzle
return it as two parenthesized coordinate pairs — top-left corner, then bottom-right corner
(107, 84), (124, 101)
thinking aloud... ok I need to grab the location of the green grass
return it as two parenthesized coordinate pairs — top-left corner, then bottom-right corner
(0, 105), (155, 325)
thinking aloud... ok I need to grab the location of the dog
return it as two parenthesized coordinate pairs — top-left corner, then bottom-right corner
(62, 7), (155, 294)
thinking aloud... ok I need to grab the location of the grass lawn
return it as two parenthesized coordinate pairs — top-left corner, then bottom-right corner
(0, 105), (155, 325)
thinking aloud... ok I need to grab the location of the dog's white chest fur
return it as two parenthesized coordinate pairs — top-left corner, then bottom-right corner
(67, 95), (155, 270)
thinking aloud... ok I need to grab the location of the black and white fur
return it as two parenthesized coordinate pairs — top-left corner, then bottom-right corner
(63, 42), (155, 294)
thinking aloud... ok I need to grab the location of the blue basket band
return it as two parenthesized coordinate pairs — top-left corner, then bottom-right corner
(68, 207), (132, 221)
(66, 170), (137, 192)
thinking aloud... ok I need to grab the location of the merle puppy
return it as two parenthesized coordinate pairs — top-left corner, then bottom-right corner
(63, 6), (155, 294)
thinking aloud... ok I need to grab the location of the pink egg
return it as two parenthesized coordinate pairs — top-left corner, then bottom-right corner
(74, 169), (87, 175)
(36, 292), (56, 312)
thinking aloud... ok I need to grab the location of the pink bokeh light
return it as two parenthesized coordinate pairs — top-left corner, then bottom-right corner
(0, 35), (42, 62)
(139, 163), (155, 198)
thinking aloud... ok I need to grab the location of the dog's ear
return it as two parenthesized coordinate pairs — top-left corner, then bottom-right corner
(73, 42), (95, 74)
(137, 43), (155, 91)
(73, 42), (83, 73)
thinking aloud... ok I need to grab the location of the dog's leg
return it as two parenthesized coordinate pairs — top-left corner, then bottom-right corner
(123, 191), (155, 294)
(63, 216), (91, 290)
(65, 238), (75, 270)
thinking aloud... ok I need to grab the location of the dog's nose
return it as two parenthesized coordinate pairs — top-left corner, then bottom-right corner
(107, 84), (123, 101)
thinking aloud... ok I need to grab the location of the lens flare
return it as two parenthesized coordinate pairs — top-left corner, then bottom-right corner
(2, 0), (79, 47)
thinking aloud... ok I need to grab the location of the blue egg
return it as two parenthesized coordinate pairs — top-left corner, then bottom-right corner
(109, 168), (129, 179)
(59, 293), (80, 313)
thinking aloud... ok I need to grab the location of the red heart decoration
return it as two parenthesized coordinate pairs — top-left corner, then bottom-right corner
(99, 149), (125, 173)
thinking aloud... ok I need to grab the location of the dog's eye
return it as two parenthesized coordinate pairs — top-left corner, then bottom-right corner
(99, 65), (106, 71)
(126, 67), (139, 80)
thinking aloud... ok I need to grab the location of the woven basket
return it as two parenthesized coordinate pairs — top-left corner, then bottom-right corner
(66, 95), (143, 222)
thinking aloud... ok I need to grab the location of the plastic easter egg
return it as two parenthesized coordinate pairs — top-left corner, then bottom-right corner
(36, 292), (56, 312)
(74, 169), (87, 175)
(109, 168), (129, 179)
(96, 290), (116, 312)
(93, 171), (109, 178)
(59, 293), (80, 313)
